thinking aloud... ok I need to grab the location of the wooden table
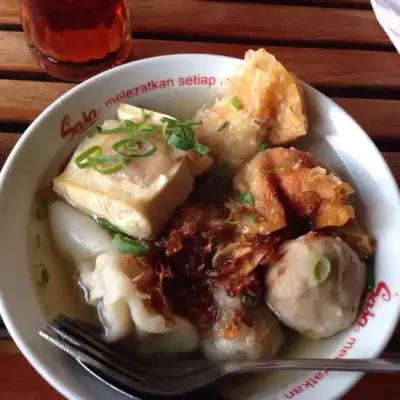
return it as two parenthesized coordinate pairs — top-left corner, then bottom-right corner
(0, 0), (400, 399)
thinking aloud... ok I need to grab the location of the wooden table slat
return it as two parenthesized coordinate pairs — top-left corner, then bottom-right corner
(0, 32), (399, 139)
(200, 0), (372, 5)
(0, 0), (391, 47)
(0, 1), (399, 398)
(2, 33), (399, 91)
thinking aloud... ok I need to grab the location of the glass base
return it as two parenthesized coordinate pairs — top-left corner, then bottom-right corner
(29, 40), (132, 82)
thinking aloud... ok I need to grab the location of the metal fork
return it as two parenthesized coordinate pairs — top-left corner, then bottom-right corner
(39, 314), (400, 397)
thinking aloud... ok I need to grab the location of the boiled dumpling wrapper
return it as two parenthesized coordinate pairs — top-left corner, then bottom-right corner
(201, 289), (284, 361)
(49, 201), (199, 352)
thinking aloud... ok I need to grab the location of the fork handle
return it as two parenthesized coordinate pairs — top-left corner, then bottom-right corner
(227, 358), (400, 374)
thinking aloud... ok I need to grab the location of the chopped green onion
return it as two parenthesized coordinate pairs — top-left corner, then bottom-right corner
(234, 192), (255, 206)
(100, 127), (134, 134)
(124, 120), (157, 132)
(112, 233), (149, 256)
(75, 145), (103, 169)
(258, 140), (269, 152)
(35, 206), (47, 219)
(160, 117), (202, 128)
(261, 155), (298, 174)
(194, 142), (210, 155)
(112, 138), (157, 158)
(141, 108), (150, 123)
(311, 256), (331, 284)
(168, 132), (195, 151)
(88, 155), (130, 175)
(160, 117), (176, 124)
(137, 123), (158, 132)
(101, 121), (157, 135)
(124, 120), (136, 129)
(218, 121), (230, 132)
(231, 96), (243, 110)
(161, 117), (206, 155)
(96, 217), (122, 235)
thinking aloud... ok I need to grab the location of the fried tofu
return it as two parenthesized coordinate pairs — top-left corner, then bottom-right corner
(53, 105), (212, 240)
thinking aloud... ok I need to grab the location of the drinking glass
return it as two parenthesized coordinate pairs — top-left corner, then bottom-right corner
(20, 0), (132, 81)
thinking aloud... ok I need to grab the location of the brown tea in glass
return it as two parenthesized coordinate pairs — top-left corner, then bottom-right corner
(20, 0), (132, 82)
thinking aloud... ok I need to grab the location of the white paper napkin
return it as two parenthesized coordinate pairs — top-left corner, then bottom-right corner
(371, 0), (400, 52)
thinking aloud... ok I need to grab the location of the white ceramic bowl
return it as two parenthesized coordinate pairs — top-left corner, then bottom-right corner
(0, 54), (400, 400)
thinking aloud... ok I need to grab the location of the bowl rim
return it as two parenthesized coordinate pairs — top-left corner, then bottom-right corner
(0, 53), (399, 400)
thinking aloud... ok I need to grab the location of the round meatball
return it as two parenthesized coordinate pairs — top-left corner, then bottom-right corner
(265, 234), (365, 339)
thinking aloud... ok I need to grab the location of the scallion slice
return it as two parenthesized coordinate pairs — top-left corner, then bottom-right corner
(234, 192), (255, 206)
(261, 155), (298, 174)
(112, 233), (149, 256)
(168, 132), (195, 150)
(88, 155), (130, 175)
(311, 256), (331, 284)
(100, 127), (134, 135)
(258, 140), (269, 152)
(124, 120), (157, 132)
(97, 217), (122, 235)
(194, 142), (209, 155)
(218, 121), (230, 132)
(141, 108), (150, 123)
(112, 138), (157, 158)
(231, 96), (243, 110)
(75, 145), (103, 169)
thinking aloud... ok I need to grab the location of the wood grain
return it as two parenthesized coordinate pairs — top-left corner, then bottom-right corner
(0, 340), (400, 400)
(0, 0), (390, 47)
(0, 33), (399, 138)
(200, 0), (372, 5)
(130, 1), (390, 47)
(334, 98), (400, 140)
(0, 341), (63, 400)
(0, 80), (73, 123)
(2, 33), (400, 92)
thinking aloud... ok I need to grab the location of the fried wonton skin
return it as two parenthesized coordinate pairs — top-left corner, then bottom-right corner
(195, 49), (307, 169)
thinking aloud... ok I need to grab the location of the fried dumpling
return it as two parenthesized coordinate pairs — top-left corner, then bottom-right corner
(194, 49), (307, 169)
(233, 149), (286, 234)
(53, 104), (212, 240)
(234, 147), (356, 231)
(266, 147), (355, 229)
